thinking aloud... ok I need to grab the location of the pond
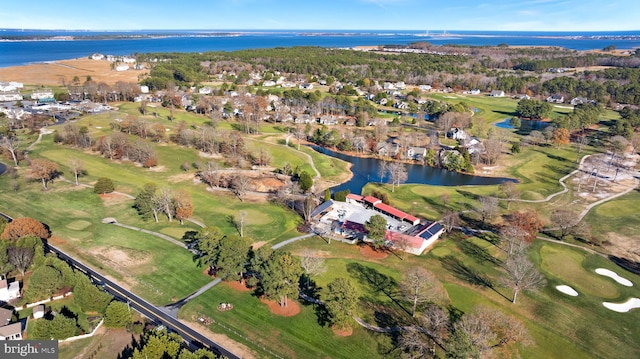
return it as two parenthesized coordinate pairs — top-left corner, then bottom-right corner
(0, 162), (6, 176)
(495, 118), (552, 131)
(311, 146), (515, 195)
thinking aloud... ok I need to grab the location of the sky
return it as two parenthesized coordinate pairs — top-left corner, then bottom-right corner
(0, 0), (638, 32)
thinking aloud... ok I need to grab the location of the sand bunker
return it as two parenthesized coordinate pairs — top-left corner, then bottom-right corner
(602, 298), (640, 313)
(595, 268), (633, 287)
(556, 285), (579, 296)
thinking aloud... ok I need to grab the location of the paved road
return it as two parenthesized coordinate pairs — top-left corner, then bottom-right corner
(0, 212), (239, 359)
(47, 244), (239, 359)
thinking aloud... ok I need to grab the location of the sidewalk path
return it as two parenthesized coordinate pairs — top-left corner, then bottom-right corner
(103, 219), (187, 249)
(271, 233), (316, 249)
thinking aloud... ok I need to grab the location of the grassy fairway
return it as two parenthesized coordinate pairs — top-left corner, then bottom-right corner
(179, 283), (389, 359)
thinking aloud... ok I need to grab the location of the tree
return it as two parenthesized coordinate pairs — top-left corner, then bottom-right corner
(498, 181), (520, 210)
(155, 187), (176, 222)
(236, 210), (248, 237)
(0, 241), (15, 277)
(134, 183), (159, 221)
(48, 314), (79, 340)
(551, 127), (570, 148)
(8, 246), (34, 276)
(364, 214), (387, 246)
(93, 177), (115, 194)
(69, 157), (86, 186)
(386, 162), (408, 192)
(1, 217), (49, 240)
(400, 267), (447, 317)
(174, 190), (193, 225)
(499, 252), (546, 304)
(104, 301), (133, 328)
(193, 226), (225, 269)
(25, 265), (63, 301)
(232, 174), (251, 202)
(29, 158), (58, 190)
(300, 195), (317, 222)
(474, 196), (499, 228)
(504, 209), (543, 243)
(451, 306), (530, 357)
(298, 170), (313, 193)
(216, 234), (252, 281)
(258, 251), (302, 307)
(299, 249), (327, 289)
(325, 278), (359, 329)
(550, 209), (579, 240)
(73, 274), (112, 313)
(0, 135), (20, 166)
(441, 210), (460, 232)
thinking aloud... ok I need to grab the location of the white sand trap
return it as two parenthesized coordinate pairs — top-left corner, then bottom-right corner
(556, 285), (579, 296)
(603, 298), (640, 313)
(595, 268), (633, 287)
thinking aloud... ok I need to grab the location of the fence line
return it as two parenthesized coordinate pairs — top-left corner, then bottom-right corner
(60, 319), (105, 342)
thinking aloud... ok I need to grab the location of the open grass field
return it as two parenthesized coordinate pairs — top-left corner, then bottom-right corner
(277, 235), (640, 358)
(0, 58), (146, 86)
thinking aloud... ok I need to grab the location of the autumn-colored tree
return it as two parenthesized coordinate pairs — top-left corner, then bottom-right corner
(504, 209), (543, 242)
(551, 128), (570, 147)
(173, 190), (194, 225)
(29, 158), (58, 190)
(1, 217), (50, 240)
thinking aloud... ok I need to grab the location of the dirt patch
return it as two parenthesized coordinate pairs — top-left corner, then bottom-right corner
(181, 320), (258, 359)
(225, 280), (252, 292)
(603, 232), (640, 263)
(168, 173), (195, 183)
(359, 245), (389, 259)
(48, 235), (67, 245)
(99, 192), (131, 206)
(60, 326), (138, 359)
(331, 326), (354, 337)
(88, 246), (151, 269)
(252, 241), (267, 249)
(0, 58), (147, 86)
(260, 297), (301, 317)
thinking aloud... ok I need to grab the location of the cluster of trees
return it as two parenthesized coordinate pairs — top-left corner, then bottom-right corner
(127, 328), (222, 359)
(515, 99), (553, 120)
(0, 217), (122, 341)
(95, 132), (158, 168)
(66, 78), (142, 103)
(134, 183), (193, 224)
(191, 225), (303, 308)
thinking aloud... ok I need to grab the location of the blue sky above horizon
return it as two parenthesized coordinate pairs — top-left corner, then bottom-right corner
(0, 0), (637, 32)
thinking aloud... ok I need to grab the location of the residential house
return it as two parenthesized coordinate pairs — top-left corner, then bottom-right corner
(383, 82), (396, 90)
(448, 127), (468, 141)
(395, 81), (406, 90)
(0, 308), (21, 340)
(490, 90), (505, 97)
(140, 85), (149, 94)
(418, 84), (432, 91)
(294, 114), (313, 124)
(344, 118), (357, 126)
(319, 115), (338, 125)
(262, 80), (276, 87)
(30, 89), (54, 102)
(115, 64), (129, 71)
(0, 82), (23, 92)
(0, 278), (20, 302)
(377, 142), (400, 157)
(91, 53), (105, 60)
(198, 87), (212, 95)
(546, 94), (564, 103)
(0, 92), (22, 102)
(570, 97), (590, 106)
(407, 147), (427, 160)
(378, 98), (388, 106)
(299, 83), (313, 90)
(464, 137), (485, 155)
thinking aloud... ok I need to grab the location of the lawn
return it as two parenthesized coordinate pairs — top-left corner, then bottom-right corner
(179, 283), (390, 359)
(280, 234), (640, 358)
